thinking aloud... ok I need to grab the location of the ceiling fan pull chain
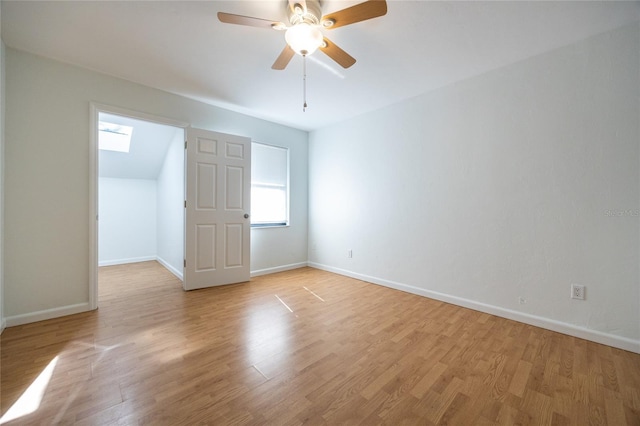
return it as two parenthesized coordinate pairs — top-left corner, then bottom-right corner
(303, 53), (308, 112)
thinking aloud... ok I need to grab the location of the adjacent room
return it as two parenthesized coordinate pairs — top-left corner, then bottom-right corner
(0, 0), (639, 424)
(98, 112), (185, 280)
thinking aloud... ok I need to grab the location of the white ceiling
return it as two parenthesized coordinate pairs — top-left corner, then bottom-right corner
(99, 113), (181, 180)
(3, 1), (639, 131)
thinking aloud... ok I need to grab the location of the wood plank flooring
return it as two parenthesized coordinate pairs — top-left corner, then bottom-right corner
(1, 261), (639, 425)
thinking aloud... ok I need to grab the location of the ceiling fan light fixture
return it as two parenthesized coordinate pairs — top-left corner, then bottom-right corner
(285, 23), (323, 56)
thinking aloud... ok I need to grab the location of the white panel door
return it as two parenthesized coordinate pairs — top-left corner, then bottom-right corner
(184, 128), (251, 290)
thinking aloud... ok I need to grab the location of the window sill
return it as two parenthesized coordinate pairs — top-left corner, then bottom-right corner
(251, 223), (289, 229)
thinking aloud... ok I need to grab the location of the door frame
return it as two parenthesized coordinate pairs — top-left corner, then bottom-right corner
(89, 103), (189, 310)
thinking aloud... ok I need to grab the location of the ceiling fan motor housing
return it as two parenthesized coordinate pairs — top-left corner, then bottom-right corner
(288, 0), (323, 26)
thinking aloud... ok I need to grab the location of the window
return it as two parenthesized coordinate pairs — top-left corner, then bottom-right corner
(251, 142), (289, 227)
(98, 121), (133, 153)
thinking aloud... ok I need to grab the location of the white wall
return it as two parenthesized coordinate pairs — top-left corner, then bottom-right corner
(309, 23), (639, 352)
(156, 128), (184, 279)
(5, 49), (308, 322)
(98, 177), (157, 266)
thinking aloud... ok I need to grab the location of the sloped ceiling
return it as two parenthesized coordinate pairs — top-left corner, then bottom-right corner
(2, 1), (639, 131)
(99, 113), (181, 180)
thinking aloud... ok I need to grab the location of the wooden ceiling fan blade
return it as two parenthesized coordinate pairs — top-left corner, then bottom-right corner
(272, 45), (295, 70)
(321, 0), (387, 29)
(217, 12), (284, 29)
(319, 37), (356, 69)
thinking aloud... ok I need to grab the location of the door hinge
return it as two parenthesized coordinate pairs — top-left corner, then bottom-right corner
(185, 141), (187, 149)
(184, 200), (187, 208)
(184, 259), (186, 268)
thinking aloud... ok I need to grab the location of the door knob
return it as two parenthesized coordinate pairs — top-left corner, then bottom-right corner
(244, 213), (250, 219)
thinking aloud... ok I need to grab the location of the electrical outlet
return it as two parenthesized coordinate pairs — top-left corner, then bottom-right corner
(348, 249), (353, 258)
(571, 284), (585, 300)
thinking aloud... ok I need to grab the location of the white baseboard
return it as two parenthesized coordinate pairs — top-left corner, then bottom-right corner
(99, 256), (183, 281)
(0, 318), (5, 334)
(5, 303), (92, 328)
(308, 262), (640, 354)
(99, 256), (156, 267)
(251, 262), (308, 277)
(157, 256), (183, 281)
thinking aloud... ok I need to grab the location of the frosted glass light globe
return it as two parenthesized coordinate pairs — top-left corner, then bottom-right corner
(285, 23), (323, 55)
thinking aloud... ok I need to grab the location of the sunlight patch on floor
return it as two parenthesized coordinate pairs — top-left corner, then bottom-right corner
(0, 356), (59, 424)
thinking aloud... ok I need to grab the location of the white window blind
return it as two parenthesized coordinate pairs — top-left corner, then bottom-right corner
(251, 142), (289, 226)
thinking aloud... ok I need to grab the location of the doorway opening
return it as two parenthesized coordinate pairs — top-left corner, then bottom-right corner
(90, 104), (188, 309)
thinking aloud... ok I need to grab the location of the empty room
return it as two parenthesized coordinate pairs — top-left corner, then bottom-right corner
(1, 0), (639, 424)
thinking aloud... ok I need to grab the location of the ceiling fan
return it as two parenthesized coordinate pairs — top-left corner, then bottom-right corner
(217, 0), (388, 70)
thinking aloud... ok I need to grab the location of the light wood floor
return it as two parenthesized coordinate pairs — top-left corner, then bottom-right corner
(1, 262), (639, 425)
